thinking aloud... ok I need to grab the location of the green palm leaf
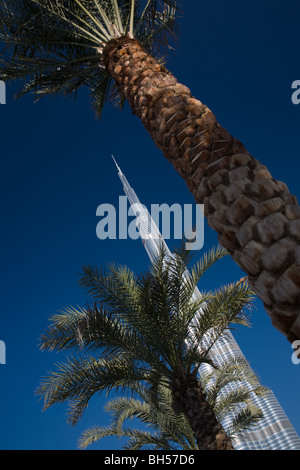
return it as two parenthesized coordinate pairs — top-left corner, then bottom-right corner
(0, 0), (178, 116)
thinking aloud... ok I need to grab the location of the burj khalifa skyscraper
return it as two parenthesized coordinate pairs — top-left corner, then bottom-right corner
(112, 156), (300, 450)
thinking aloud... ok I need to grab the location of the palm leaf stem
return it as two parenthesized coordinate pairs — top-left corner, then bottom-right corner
(93, 0), (116, 38)
(30, 0), (105, 44)
(74, 0), (112, 41)
(129, 0), (135, 37)
(112, 0), (124, 35)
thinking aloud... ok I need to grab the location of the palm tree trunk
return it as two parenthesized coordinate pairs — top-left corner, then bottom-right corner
(103, 36), (300, 343)
(171, 373), (234, 450)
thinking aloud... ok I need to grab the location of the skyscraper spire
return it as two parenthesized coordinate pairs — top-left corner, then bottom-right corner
(113, 158), (300, 450)
(112, 156), (171, 262)
(111, 155), (122, 175)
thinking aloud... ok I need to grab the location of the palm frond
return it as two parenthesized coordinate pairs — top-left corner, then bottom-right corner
(39, 302), (170, 380)
(226, 405), (264, 438)
(79, 382), (197, 450)
(79, 258), (187, 369)
(35, 354), (149, 424)
(122, 427), (174, 450)
(201, 356), (266, 406)
(78, 424), (121, 449)
(199, 357), (269, 437)
(0, 0), (179, 115)
(187, 278), (254, 361)
(38, 305), (88, 352)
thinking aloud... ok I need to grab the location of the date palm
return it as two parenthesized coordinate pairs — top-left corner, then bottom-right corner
(78, 365), (266, 450)
(36, 246), (263, 450)
(1, 1), (300, 342)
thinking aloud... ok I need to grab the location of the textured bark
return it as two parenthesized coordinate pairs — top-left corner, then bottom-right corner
(171, 373), (234, 450)
(103, 36), (300, 342)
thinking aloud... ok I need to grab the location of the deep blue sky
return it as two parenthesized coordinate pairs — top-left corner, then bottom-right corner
(1, 0), (300, 450)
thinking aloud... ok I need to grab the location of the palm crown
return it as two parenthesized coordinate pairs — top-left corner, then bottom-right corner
(36, 246), (266, 449)
(0, 0), (177, 115)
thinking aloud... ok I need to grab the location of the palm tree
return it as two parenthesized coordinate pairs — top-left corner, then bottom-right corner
(36, 246), (263, 450)
(78, 362), (266, 450)
(1, 1), (299, 342)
